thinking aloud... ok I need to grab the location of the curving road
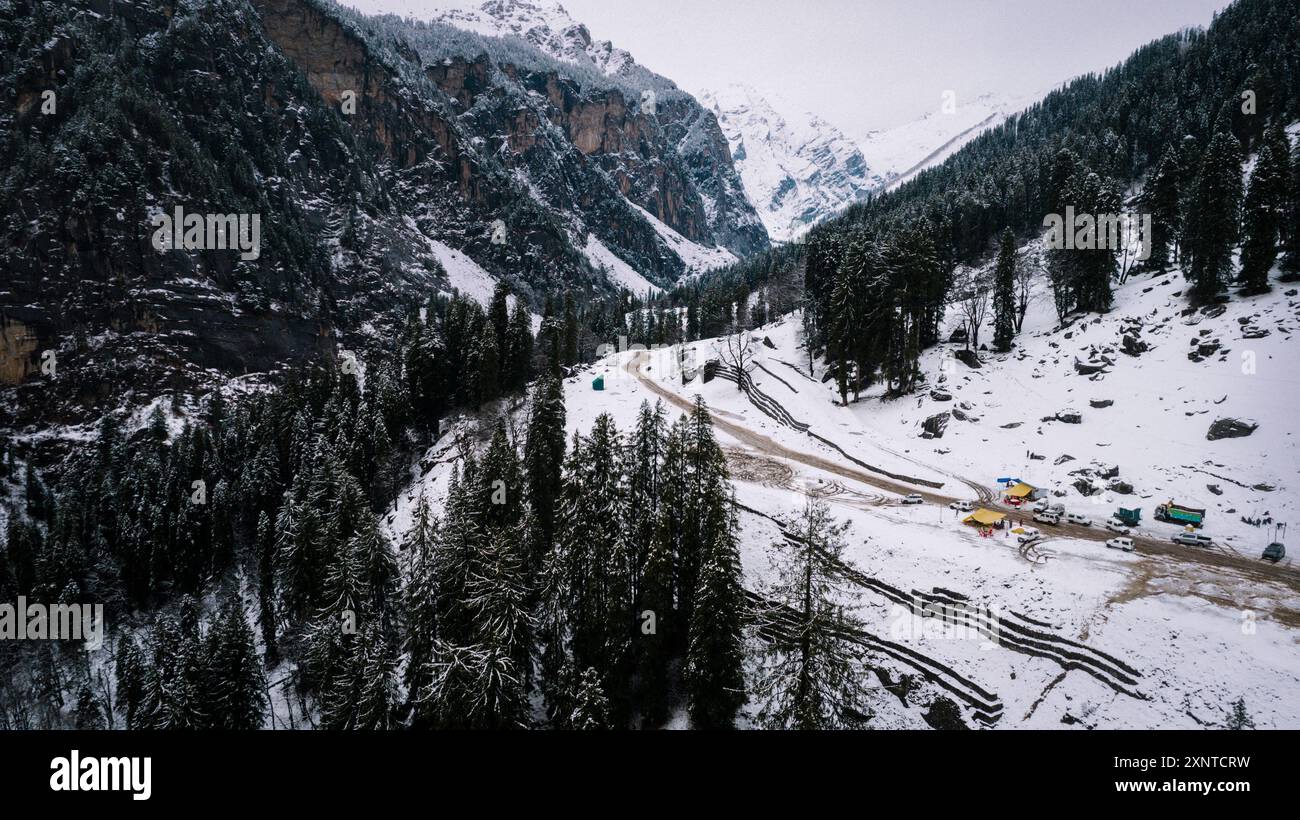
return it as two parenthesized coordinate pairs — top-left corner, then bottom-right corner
(624, 352), (1300, 602)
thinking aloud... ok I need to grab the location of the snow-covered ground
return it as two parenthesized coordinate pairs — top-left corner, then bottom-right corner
(389, 245), (1300, 728)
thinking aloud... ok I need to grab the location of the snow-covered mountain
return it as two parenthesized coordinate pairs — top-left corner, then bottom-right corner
(426, 0), (765, 266)
(433, 0), (640, 79)
(859, 90), (1048, 192)
(700, 84), (883, 244)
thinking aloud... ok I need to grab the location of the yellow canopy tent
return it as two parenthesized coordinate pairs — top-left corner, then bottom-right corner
(1005, 482), (1036, 499)
(963, 508), (1007, 527)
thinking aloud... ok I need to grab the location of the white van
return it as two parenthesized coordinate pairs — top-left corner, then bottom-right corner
(1017, 527), (1042, 545)
(1033, 511), (1060, 525)
(1106, 537), (1135, 552)
(1065, 512), (1092, 526)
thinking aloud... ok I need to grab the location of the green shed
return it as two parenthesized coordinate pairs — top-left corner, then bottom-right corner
(592, 375), (605, 391)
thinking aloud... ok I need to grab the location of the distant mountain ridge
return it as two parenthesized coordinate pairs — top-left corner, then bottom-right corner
(858, 90), (1050, 191)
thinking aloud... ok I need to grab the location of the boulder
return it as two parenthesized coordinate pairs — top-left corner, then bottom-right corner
(1054, 454), (1075, 466)
(920, 412), (950, 439)
(1206, 418), (1258, 441)
(1089, 399), (1114, 409)
(1121, 333), (1148, 356)
(1056, 409), (1083, 424)
(952, 406), (979, 423)
(929, 389), (953, 402)
(1109, 480), (1134, 495)
(953, 348), (981, 369)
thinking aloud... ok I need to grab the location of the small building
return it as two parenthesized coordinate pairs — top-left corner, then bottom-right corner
(592, 375), (605, 391)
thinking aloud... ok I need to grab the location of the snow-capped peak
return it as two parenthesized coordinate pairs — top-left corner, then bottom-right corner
(858, 89), (1050, 192)
(700, 83), (882, 244)
(433, 0), (639, 78)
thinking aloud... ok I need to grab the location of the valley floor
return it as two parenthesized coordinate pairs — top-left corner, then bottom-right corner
(546, 265), (1300, 729)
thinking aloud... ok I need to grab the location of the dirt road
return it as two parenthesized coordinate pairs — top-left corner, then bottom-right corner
(624, 353), (1300, 597)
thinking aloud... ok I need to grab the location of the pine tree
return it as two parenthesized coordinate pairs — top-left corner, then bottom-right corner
(205, 595), (266, 730)
(415, 639), (515, 729)
(476, 323), (500, 407)
(255, 511), (279, 668)
(505, 299), (534, 391)
(480, 419), (523, 532)
(401, 492), (438, 722)
(489, 281), (510, 361)
(554, 415), (632, 721)
(137, 611), (209, 729)
(751, 497), (874, 729)
(352, 510), (399, 637)
(523, 373), (567, 570)
(569, 667), (611, 730)
(1144, 147), (1182, 270)
(1187, 131), (1244, 302)
(1283, 134), (1300, 275)
(991, 227), (1017, 351)
(562, 291), (580, 367)
(625, 401), (666, 600)
(1238, 124), (1290, 294)
(685, 488), (746, 729)
(1225, 696), (1255, 729)
(73, 681), (107, 730)
(352, 623), (400, 730)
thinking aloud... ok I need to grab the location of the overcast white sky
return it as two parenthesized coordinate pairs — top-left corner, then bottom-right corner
(340, 0), (1232, 133)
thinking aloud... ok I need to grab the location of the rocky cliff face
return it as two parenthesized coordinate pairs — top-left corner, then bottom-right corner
(426, 0), (767, 258)
(0, 0), (765, 428)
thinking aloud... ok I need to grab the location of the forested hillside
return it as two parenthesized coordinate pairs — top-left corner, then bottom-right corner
(673, 0), (1299, 401)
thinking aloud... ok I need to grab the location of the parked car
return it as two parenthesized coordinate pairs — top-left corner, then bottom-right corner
(1106, 537), (1135, 552)
(948, 500), (974, 512)
(1104, 519), (1131, 535)
(1262, 542), (1286, 563)
(1065, 512), (1092, 526)
(1017, 527), (1042, 545)
(1172, 532), (1214, 548)
(1033, 511), (1060, 526)
(901, 493), (924, 505)
(1033, 499), (1065, 515)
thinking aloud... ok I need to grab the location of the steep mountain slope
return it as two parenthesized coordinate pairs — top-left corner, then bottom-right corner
(0, 0), (764, 429)
(426, 0), (767, 259)
(858, 90), (1047, 192)
(700, 84), (881, 244)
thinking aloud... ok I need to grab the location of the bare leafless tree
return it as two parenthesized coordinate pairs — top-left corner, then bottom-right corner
(1015, 245), (1045, 333)
(956, 267), (991, 350)
(716, 329), (756, 390)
